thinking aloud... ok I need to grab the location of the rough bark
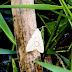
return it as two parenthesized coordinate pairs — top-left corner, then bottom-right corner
(11, 0), (43, 72)
(44, 55), (52, 72)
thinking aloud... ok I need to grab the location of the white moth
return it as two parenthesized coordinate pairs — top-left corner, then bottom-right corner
(26, 28), (44, 53)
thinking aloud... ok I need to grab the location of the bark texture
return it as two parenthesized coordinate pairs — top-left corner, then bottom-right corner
(11, 0), (42, 72)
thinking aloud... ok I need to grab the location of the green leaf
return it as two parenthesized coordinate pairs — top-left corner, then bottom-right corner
(46, 21), (56, 36)
(34, 60), (72, 72)
(50, 28), (67, 49)
(57, 18), (68, 33)
(0, 28), (2, 32)
(46, 49), (56, 54)
(59, 0), (72, 29)
(3, 10), (12, 14)
(0, 4), (72, 10)
(41, 26), (44, 43)
(0, 48), (16, 54)
(61, 0), (72, 17)
(0, 9), (11, 14)
(46, 18), (68, 37)
(51, 18), (68, 43)
(71, 44), (72, 71)
(40, 15), (49, 20)
(0, 13), (16, 44)
(59, 54), (71, 69)
(66, 0), (72, 5)
(12, 58), (18, 72)
(51, 10), (72, 20)
(42, 0), (57, 4)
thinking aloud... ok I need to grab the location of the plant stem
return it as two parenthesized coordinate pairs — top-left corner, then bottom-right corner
(71, 42), (72, 70)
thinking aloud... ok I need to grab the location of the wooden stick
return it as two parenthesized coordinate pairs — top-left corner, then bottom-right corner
(11, 0), (43, 72)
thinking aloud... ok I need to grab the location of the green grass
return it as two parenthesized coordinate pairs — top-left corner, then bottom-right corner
(0, 0), (72, 72)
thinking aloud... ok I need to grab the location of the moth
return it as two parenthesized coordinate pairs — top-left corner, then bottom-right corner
(26, 28), (44, 53)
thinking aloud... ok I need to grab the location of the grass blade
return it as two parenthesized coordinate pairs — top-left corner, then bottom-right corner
(71, 42), (72, 70)
(59, 54), (71, 69)
(46, 49), (56, 54)
(0, 4), (72, 10)
(12, 58), (18, 72)
(0, 13), (16, 44)
(51, 10), (72, 20)
(41, 26), (44, 43)
(59, 0), (72, 29)
(0, 48), (16, 54)
(61, 0), (72, 17)
(34, 60), (72, 72)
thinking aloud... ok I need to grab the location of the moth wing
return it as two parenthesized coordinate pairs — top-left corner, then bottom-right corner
(26, 28), (44, 53)
(26, 29), (39, 52)
(36, 29), (44, 53)
(26, 38), (36, 52)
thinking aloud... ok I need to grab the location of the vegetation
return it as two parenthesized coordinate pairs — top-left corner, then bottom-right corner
(0, 0), (72, 72)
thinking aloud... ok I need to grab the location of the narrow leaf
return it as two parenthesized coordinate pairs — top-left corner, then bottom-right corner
(0, 48), (16, 54)
(46, 49), (56, 54)
(0, 13), (16, 44)
(0, 4), (72, 10)
(71, 42), (72, 70)
(12, 58), (18, 72)
(41, 26), (44, 43)
(34, 60), (72, 72)
(59, 54), (71, 69)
